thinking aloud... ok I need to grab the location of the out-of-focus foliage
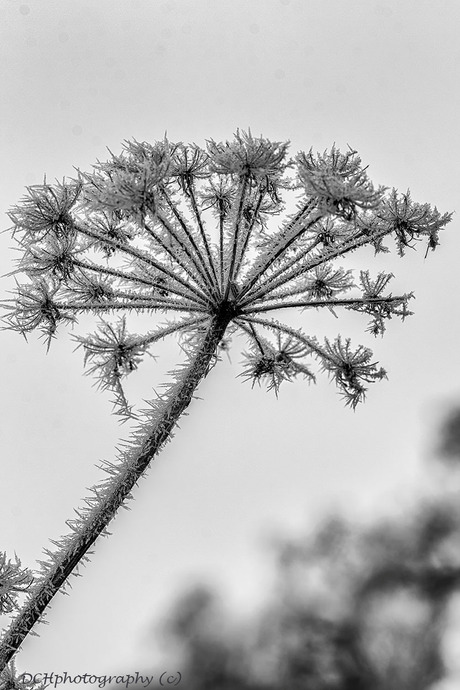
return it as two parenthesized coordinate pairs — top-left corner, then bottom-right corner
(157, 501), (460, 690)
(142, 406), (460, 690)
(437, 406), (460, 465)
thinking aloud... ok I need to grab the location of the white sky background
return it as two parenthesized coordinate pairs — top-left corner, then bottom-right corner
(1, 0), (460, 676)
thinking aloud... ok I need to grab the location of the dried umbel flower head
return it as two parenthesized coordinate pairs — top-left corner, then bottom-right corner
(3, 131), (452, 412)
(8, 181), (81, 242)
(207, 128), (290, 181)
(296, 145), (386, 220)
(378, 189), (449, 257)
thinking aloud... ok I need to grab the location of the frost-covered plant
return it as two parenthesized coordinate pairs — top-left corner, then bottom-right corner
(0, 130), (452, 669)
(0, 658), (48, 690)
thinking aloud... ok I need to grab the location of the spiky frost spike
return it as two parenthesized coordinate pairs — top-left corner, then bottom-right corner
(0, 554), (34, 615)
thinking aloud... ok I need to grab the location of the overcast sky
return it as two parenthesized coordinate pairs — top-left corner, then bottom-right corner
(1, 0), (460, 677)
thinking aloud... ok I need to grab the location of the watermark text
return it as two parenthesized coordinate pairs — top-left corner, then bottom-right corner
(18, 671), (182, 689)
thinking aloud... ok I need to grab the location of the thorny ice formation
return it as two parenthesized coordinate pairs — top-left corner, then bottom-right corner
(0, 131), (452, 673)
(4, 131), (451, 410)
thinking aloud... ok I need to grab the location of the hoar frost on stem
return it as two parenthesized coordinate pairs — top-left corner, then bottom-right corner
(0, 129), (452, 672)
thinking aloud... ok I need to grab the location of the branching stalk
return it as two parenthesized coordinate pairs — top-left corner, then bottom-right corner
(242, 295), (408, 314)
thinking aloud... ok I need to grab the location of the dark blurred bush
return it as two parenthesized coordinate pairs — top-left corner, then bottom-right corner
(437, 405), (460, 464)
(154, 496), (460, 690)
(117, 406), (460, 689)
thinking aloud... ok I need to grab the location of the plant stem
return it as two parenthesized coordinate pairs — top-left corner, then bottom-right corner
(0, 314), (230, 670)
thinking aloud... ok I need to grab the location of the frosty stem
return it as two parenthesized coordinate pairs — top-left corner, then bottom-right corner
(0, 314), (230, 670)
